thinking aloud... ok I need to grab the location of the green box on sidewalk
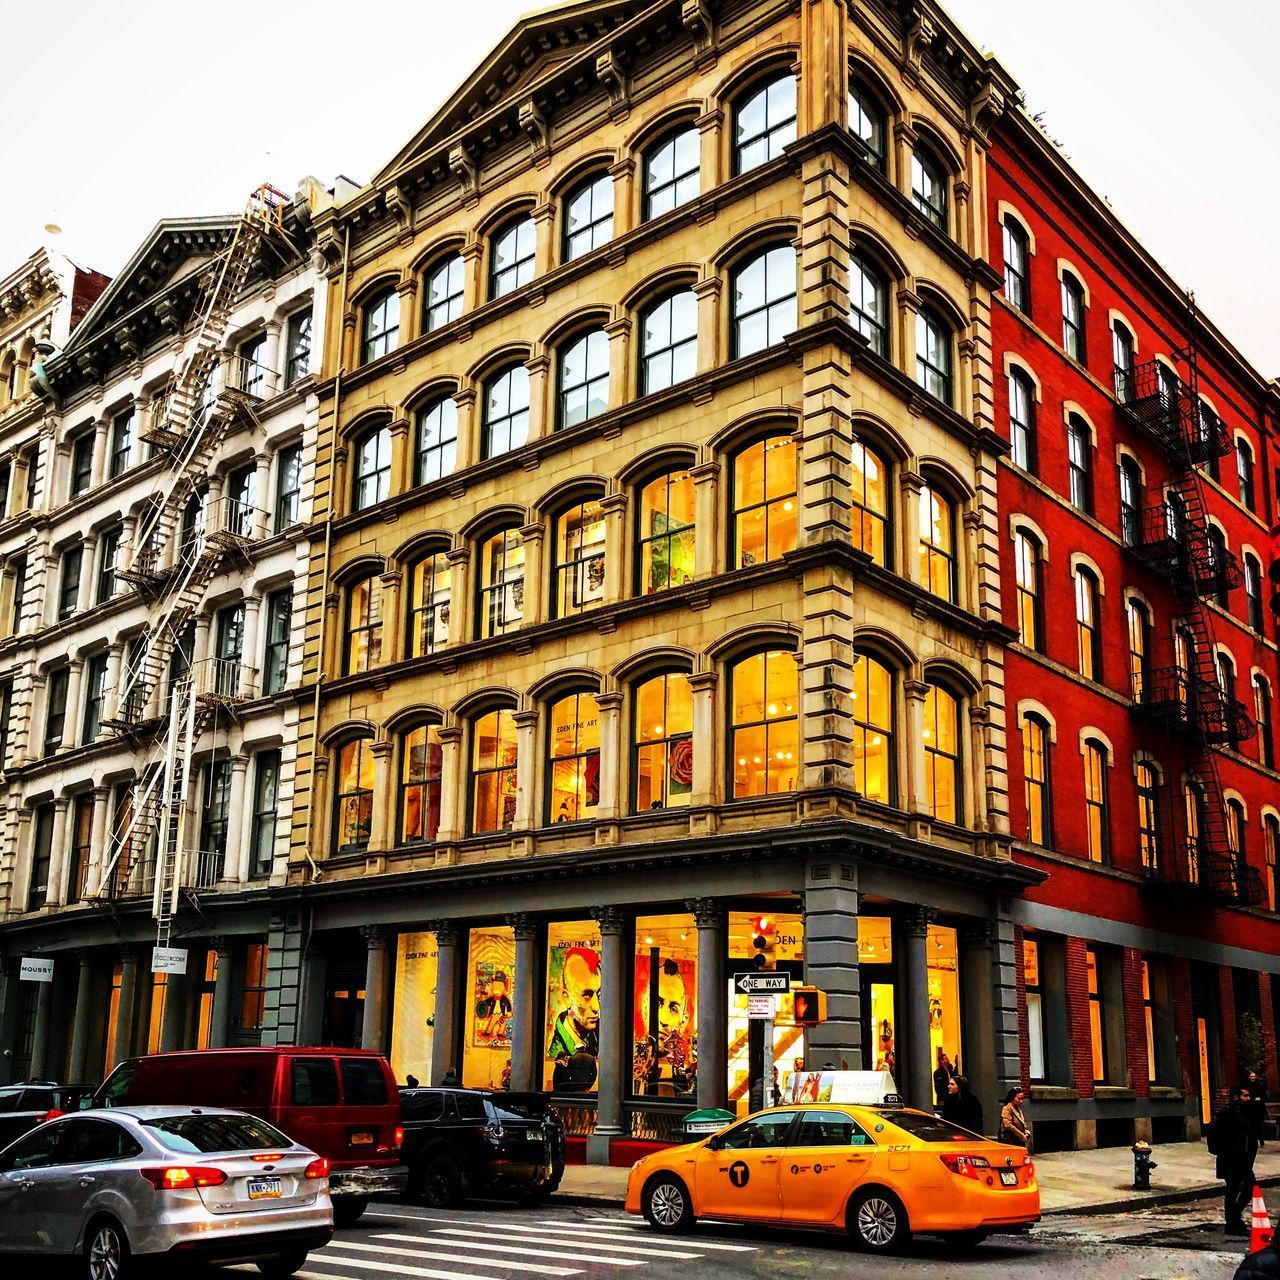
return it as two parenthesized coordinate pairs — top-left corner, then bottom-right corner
(683, 1108), (735, 1140)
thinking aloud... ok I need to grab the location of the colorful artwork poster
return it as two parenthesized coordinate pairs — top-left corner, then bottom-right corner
(470, 930), (516, 1050)
(667, 736), (693, 798)
(632, 952), (696, 1093)
(390, 931), (437, 1086)
(646, 512), (696, 593)
(544, 924), (602, 1092)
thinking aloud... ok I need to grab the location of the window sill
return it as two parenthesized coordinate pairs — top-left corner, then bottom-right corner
(1094, 1086), (1137, 1102)
(1028, 1085), (1079, 1102)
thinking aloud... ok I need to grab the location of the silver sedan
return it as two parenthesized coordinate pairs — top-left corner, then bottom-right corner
(0, 1105), (333, 1278)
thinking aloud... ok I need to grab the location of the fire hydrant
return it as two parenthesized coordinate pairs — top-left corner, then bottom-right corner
(1131, 1140), (1158, 1190)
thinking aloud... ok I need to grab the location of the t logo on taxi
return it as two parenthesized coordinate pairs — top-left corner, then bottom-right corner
(728, 1161), (750, 1188)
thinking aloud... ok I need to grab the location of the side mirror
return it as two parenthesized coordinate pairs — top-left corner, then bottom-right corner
(706, 1135), (720, 1152)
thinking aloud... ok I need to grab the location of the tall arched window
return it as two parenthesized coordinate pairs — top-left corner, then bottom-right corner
(911, 147), (947, 229)
(1119, 456), (1143, 545)
(490, 215), (536, 299)
(399, 723), (443, 844)
(923, 684), (960, 824)
(1206, 524), (1230, 608)
(353, 423), (391, 511)
(1236, 438), (1256, 510)
(643, 125), (700, 219)
(334, 737), (375, 852)
(1008, 369), (1036, 472)
(731, 245), (797, 357)
(482, 364), (531, 459)
(915, 307), (952, 403)
(1244, 552), (1264, 634)
(406, 550), (451, 657)
(344, 572), (383, 675)
(423, 254), (465, 332)
(633, 671), (693, 812)
(563, 173), (614, 261)
(470, 708), (518, 834)
(361, 287), (400, 363)
(848, 82), (886, 171)
(733, 73), (797, 174)
(1073, 567), (1101, 681)
(1126, 597), (1151, 701)
(851, 652), (893, 804)
(850, 440), (889, 566)
(1183, 780), (1206, 883)
(918, 483), (956, 602)
(477, 527), (524, 640)
(1112, 320), (1135, 398)
(730, 649), (798, 799)
(1002, 217), (1029, 312)
(1254, 674), (1274, 769)
(558, 329), (609, 428)
(1227, 798), (1247, 865)
(1067, 415), (1093, 514)
(414, 397), (458, 486)
(639, 291), (697, 394)
(732, 433), (797, 567)
(1014, 532), (1042, 650)
(849, 254), (888, 356)
(1061, 273), (1086, 362)
(547, 690), (601, 823)
(1022, 713), (1051, 847)
(1083, 739), (1109, 862)
(1136, 762), (1160, 871)
(637, 468), (695, 594)
(552, 499), (607, 618)
(1216, 650), (1239, 746)
(1266, 814), (1280, 912)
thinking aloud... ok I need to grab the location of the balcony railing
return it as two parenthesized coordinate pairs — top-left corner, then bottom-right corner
(1141, 840), (1266, 908)
(1131, 666), (1253, 745)
(1127, 500), (1243, 598)
(193, 848), (226, 890)
(1115, 360), (1230, 464)
(191, 656), (258, 705)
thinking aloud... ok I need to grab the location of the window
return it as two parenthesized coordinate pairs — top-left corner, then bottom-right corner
(291, 1058), (339, 1106)
(923, 684), (960, 824)
(637, 468), (695, 594)
(1067, 415), (1093, 514)
(226, 463), (256, 538)
(344, 573), (383, 675)
(1061, 273), (1086, 362)
(1254, 675), (1274, 769)
(7, 554), (23, 637)
(563, 174), (613, 261)
(1217, 651), (1239, 746)
(547, 691), (600, 823)
(407, 551), (451, 657)
(1002, 218), (1029, 313)
(1137, 762), (1160, 871)
(1006, 369), (1037, 472)
(240, 944), (268, 1030)
(633, 672), (693, 812)
(69, 793), (94, 901)
(558, 329), (609, 428)
(83, 652), (109, 743)
(1023, 714), (1051, 846)
(262, 588), (292, 694)
(731, 245), (796, 357)
(58, 545), (83, 619)
(730, 650), (797, 799)
(1266, 815), (1279, 911)
(482, 364), (530, 458)
(285, 310), (311, 387)
(399, 723), (443, 844)
(274, 443), (302, 532)
(639, 291), (697, 394)
(911, 148), (947, 228)
(849, 255), (888, 356)
(70, 432), (94, 498)
(915, 307), (952, 403)
(334, 738), (375, 852)
(1126, 598), (1150, 700)
(643, 126), (700, 219)
(214, 602), (245, 697)
(1024, 939), (1046, 1081)
(1244, 553), (1264, 634)
(848, 83), (886, 171)
(1085, 947), (1107, 1082)
(470, 708), (518, 834)
(109, 410), (133, 478)
(250, 750), (281, 877)
(238, 333), (268, 396)
(1083, 739), (1109, 862)
(1184, 780), (1206, 883)
(414, 397), (458, 486)
(44, 667), (69, 755)
(353, 424), (391, 511)
(732, 434), (797, 567)
(1227, 798), (1247, 867)
(851, 653), (893, 804)
(423, 254), (464, 333)
(918, 484), (956, 602)
(552, 500), (606, 618)
(733, 73), (796, 173)
(96, 526), (121, 604)
(361, 288), (400, 363)
(1119, 457), (1143, 546)
(1237, 439), (1256, 510)
(1206, 525), (1230, 608)
(850, 441), (889, 566)
(1112, 321), (1135, 399)
(1013, 532), (1042, 650)
(1074, 568), (1101, 681)
(27, 803), (54, 910)
(199, 759), (232, 883)
(490, 216), (536, 299)
(478, 528), (524, 639)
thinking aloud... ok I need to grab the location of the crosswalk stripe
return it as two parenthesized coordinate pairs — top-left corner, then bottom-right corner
(426, 1227), (707, 1261)
(372, 1231), (657, 1265)
(527, 1222), (757, 1252)
(327, 1239), (581, 1275)
(301, 1253), (514, 1280)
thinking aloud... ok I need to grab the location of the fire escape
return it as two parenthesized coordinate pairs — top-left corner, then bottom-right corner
(92, 186), (289, 945)
(1120, 300), (1264, 907)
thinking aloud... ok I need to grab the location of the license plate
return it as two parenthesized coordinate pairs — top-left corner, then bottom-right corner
(350, 1131), (374, 1146)
(525, 1131), (542, 1142)
(248, 1177), (283, 1199)
(999, 1169), (1019, 1187)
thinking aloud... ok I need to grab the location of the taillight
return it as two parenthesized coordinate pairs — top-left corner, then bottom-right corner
(939, 1153), (992, 1181)
(139, 1166), (228, 1191)
(41, 1109), (65, 1124)
(393, 1126), (404, 1149)
(250, 1153), (284, 1163)
(482, 1122), (505, 1142)
(1025, 1160), (1034, 1179)
(304, 1157), (331, 1180)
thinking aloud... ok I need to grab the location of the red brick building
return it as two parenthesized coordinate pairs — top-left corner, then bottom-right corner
(988, 109), (1280, 1149)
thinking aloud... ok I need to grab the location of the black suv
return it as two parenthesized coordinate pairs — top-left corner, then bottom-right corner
(399, 1087), (565, 1208)
(0, 1082), (94, 1149)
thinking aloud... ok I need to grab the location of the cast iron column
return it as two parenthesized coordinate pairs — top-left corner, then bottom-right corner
(508, 913), (539, 1093)
(587, 907), (625, 1163)
(429, 923), (461, 1084)
(360, 926), (390, 1053)
(687, 897), (727, 1110)
(67, 951), (95, 1083)
(903, 906), (935, 1110)
(960, 921), (997, 1130)
(209, 938), (235, 1049)
(112, 947), (140, 1067)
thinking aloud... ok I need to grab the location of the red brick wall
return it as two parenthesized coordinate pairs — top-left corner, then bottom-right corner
(1013, 925), (1031, 1089)
(1218, 965), (1240, 1102)
(1122, 948), (1150, 1097)
(1063, 936), (1095, 1097)
(1260, 971), (1278, 1090)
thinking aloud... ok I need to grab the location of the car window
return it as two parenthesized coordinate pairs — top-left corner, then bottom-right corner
(485, 1094), (549, 1122)
(0, 1122), (66, 1170)
(340, 1059), (388, 1106)
(794, 1110), (874, 1147)
(62, 1119), (142, 1163)
(291, 1058), (339, 1106)
(0, 1089), (22, 1113)
(874, 1110), (973, 1143)
(717, 1114), (794, 1150)
(145, 1114), (291, 1153)
(401, 1092), (445, 1122)
(18, 1089), (52, 1111)
(97, 1062), (136, 1107)
(454, 1094), (487, 1122)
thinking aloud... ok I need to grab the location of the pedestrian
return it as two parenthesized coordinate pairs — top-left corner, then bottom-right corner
(934, 1048), (958, 1107)
(1243, 1070), (1270, 1147)
(1234, 1234), (1280, 1278)
(749, 1074), (765, 1113)
(999, 1086), (1031, 1150)
(942, 1074), (984, 1135)
(441, 1066), (460, 1087)
(1209, 1084), (1258, 1237)
(405, 1073), (420, 1088)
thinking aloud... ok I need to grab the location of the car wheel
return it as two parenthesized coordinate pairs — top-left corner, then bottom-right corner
(333, 1196), (369, 1227)
(256, 1250), (310, 1278)
(943, 1230), (988, 1251)
(849, 1188), (910, 1253)
(421, 1154), (465, 1208)
(642, 1174), (694, 1233)
(84, 1218), (129, 1280)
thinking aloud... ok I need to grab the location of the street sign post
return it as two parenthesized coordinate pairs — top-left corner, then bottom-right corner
(747, 993), (774, 1020)
(734, 972), (791, 995)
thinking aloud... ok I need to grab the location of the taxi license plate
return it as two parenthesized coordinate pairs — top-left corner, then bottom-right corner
(248, 1177), (283, 1199)
(999, 1169), (1019, 1187)
(350, 1131), (374, 1146)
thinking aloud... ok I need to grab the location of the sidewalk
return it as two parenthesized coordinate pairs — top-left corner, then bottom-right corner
(554, 1140), (1280, 1216)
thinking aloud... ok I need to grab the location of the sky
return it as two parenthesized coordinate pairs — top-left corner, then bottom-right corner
(2, 0), (1274, 373)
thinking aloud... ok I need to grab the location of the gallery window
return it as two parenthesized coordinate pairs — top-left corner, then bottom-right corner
(552, 500), (607, 618)
(639, 291), (697, 394)
(407, 551), (451, 657)
(477, 527), (524, 640)
(490, 216), (536, 299)
(344, 572), (383, 675)
(544, 920), (602, 1093)
(643, 125), (700, 219)
(399, 723), (443, 845)
(850, 441), (889, 566)
(636, 468), (695, 594)
(547, 691), (601, 824)
(731, 245), (797, 358)
(851, 652), (893, 805)
(729, 649), (798, 799)
(563, 173), (614, 261)
(733, 73), (796, 173)
(334, 737), (375, 853)
(633, 913), (698, 1101)
(463, 926), (516, 1089)
(470, 708), (518, 834)
(922, 683), (960, 824)
(1023, 713), (1051, 847)
(732, 433), (797, 567)
(632, 672), (693, 813)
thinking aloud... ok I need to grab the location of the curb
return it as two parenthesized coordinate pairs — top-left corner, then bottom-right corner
(1042, 1174), (1280, 1217)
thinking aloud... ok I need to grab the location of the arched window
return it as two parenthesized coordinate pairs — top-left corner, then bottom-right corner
(911, 147), (947, 229)
(361, 287), (400, 363)
(731, 245), (797, 357)
(558, 329), (609, 428)
(1227, 798), (1247, 863)
(1002, 217), (1029, 312)
(851, 652), (893, 804)
(1073, 567), (1101, 681)
(406, 550), (451, 657)
(1206, 524), (1230, 608)
(918, 483), (955, 602)
(1136, 762), (1160, 871)
(1244, 553), (1264, 634)
(637, 468), (695, 594)
(639, 290), (697, 394)
(490, 215), (536, 299)
(353, 423), (392, 511)
(1266, 814), (1280, 911)
(423, 254), (465, 333)
(563, 173), (614, 261)
(850, 440), (889, 566)
(733, 73), (797, 174)
(334, 736), (375, 852)
(849, 254), (888, 356)
(1119, 456), (1143, 545)
(547, 690), (601, 823)
(1236, 438), (1256, 510)
(477, 527), (524, 639)
(1216, 651), (1239, 746)
(1083, 739), (1109, 862)
(1061, 273), (1086, 362)
(1008, 369), (1036, 472)
(482, 364), (531, 459)
(732, 433), (797, 567)
(1183, 780), (1206, 883)
(1112, 321), (1135, 398)
(633, 671), (693, 812)
(399, 723), (443, 844)
(915, 307), (952, 403)
(470, 708), (518, 834)
(1253, 674), (1274, 769)
(344, 572), (383, 674)
(848, 82), (886, 171)
(414, 397), (458, 486)
(1022, 713), (1051, 847)
(923, 684), (960, 824)
(1126, 597), (1151, 701)
(1014, 532), (1042, 650)
(552, 498), (607, 618)
(729, 649), (798, 799)
(643, 125), (700, 219)
(1067, 415), (1093, 514)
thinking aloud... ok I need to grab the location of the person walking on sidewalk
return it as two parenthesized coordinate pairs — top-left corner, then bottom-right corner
(1210, 1085), (1259, 1236)
(1243, 1071), (1270, 1147)
(942, 1075), (985, 1135)
(933, 1049), (958, 1107)
(999, 1086), (1031, 1150)
(1234, 1235), (1280, 1279)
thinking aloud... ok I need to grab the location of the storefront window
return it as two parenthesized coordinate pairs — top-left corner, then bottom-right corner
(633, 672), (693, 812)
(464, 926), (515, 1089)
(547, 692), (600, 823)
(633, 914), (697, 1100)
(545, 920), (603, 1093)
(1024, 938), (1045, 1082)
(858, 916), (895, 1075)
(391, 931), (438, 1086)
(1086, 946), (1107, 1082)
(927, 925), (961, 1088)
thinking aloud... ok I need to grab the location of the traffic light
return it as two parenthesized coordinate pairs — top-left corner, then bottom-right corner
(1269, 524), (1280, 621)
(751, 915), (776, 970)
(792, 986), (827, 1027)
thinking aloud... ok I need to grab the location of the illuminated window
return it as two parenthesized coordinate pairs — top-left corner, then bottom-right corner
(1014, 532), (1042, 650)
(463, 926), (516, 1089)
(1086, 947), (1106, 1083)
(1061, 273), (1086, 362)
(851, 653), (893, 804)
(923, 684), (960, 824)
(1009, 369), (1036, 472)
(1083, 739), (1109, 862)
(558, 329), (609, 429)
(911, 147), (947, 228)
(552, 500), (606, 618)
(643, 126), (700, 219)
(407, 551), (451, 657)
(731, 246), (797, 357)
(1074, 567), (1101, 681)
(1142, 959), (1157, 1084)
(634, 914), (698, 1100)
(850, 255), (889, 356)
(238, 944), (269, 1032)
(1024, 939), (1045, 1081)
(639, 291), (697, 394)
(637, 469), (695, 594)
(1137, 762), (1160, 871)
(334, 737), (374, 852)
(543, 920), (602, 1092)
(547, 691), (600, 824)
(1265, 815), (1279, 912)
(1067, 415), (1092, 513)
(1254, 675), (1274, 768)
(361, 288), (399, 364)
(470, 708), (518, 834)
(477, 528), (524, 640)
(918, 484), (956, 602)
(1002, 218), (1029, 313)
(733, 74), (796, 173)
(1127, 599), (1150, 701)
(423, 253), (464, 333)
(414, 397), (458, 486)
(848, 83), (886, 171)
(1023, 714), (1051, 847)
(1227, 798), (1247, 865)
(732, 434), (797, 567)
(915, 307), (952, 404)
(353, 423), (391, 511)
(633, 672), (693, 813)
(399, 723), (443, 845)
(482, 364), (530, 459)
(730, 650), (798, 799)
(344, 572), (382, 675)
(850, 441), (889, 566)
(1184, 780), (1206, 883)
(563, 173), (614, 261)
(490, 216), (536, 299)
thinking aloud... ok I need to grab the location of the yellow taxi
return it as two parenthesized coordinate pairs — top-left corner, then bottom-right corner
(625, 1104), (1039, 1252)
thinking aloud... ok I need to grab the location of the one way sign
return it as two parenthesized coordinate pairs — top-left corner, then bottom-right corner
(734, 972), (791, 995)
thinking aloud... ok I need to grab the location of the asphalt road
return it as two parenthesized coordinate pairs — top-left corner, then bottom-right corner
(222, 1194), (1255, 1280)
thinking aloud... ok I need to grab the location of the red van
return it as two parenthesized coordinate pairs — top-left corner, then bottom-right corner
(96, 1047), (406, 1224)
